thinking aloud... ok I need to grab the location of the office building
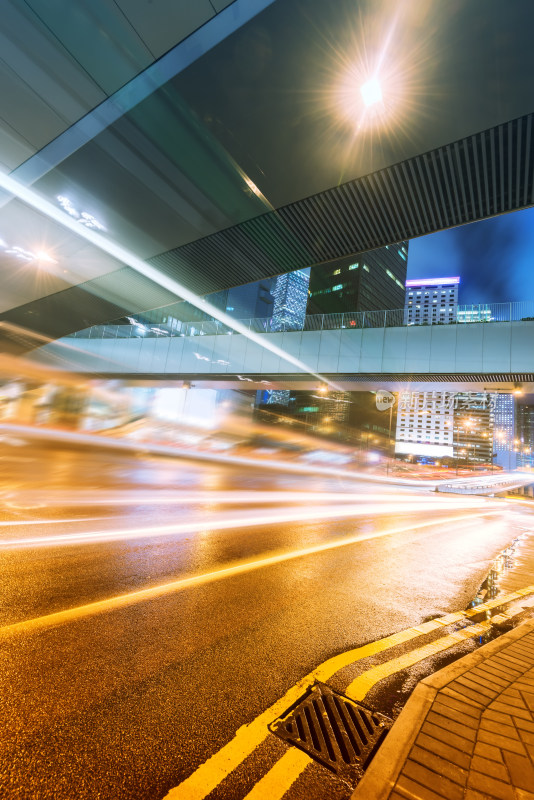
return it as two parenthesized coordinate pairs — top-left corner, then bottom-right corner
(404, 276), (459, 325)
(208, 279), (274, 320)
(397, 278), (460, 462)
(395, 391), (455, 459)
(271, 269), (310, 331)
(457, 305), (493, 323)
(453, 392), (494, 464)
(517, 402), (534, 468)
(494, 393), (516, 469)
(307, 243), (408, 315)
(395, 391), (494, 464)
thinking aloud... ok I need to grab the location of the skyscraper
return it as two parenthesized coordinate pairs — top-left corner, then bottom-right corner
(395, 391), (455, 460)
(404, 277), (460, 325)
(453, 393), (494, 465)
(307, 243), (408, 315)
(271, 269), (310, 331)
(517, 402), (534, 468)
(208, 279), (274, 320)
(396, 391), (494, 464)
(396, 279), (459, 460)
(494, 393), (516, 469)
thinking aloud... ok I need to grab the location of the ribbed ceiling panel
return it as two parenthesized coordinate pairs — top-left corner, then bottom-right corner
(149, 113), (534, 294)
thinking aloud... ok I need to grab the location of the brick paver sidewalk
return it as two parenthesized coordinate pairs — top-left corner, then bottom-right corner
(353, 618), (534, 800)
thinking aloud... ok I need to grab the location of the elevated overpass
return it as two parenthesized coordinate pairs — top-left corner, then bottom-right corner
(31, 314), (534, 392)
(1, 1), (534, 346)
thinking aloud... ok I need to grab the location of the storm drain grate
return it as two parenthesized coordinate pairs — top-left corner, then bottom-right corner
(268, 682), (392, 787)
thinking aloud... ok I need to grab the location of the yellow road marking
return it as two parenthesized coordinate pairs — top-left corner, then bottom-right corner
(242, 749), (312, 800)
(164, 583), (534, 800)
(0, 514), (489, 639)
(345, 620), (493, 700)
(250, 614), (512, 800)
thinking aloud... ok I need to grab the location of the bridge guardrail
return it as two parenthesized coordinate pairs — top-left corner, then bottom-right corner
(67, 300), (534, 340)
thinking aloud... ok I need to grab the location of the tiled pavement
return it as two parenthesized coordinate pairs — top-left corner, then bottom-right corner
(353, 619), (534, 800)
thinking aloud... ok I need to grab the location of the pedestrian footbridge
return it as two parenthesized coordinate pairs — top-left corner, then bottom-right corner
(32, 311), (534, 392)
(436, 473), (534, 496)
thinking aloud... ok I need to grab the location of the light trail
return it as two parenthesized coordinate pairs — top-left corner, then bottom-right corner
(0, 488), (496, 509)
(0, 424), (442, 487)
(0, 516), (112, 527)
(0, 170), (341, 390)
(0, 500), (501, 548)
(0, 512), (493, 637)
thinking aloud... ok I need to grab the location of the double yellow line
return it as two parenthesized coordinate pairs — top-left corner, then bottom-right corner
(164, 584), (534, 800)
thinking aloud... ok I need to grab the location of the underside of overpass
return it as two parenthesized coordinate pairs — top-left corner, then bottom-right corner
(0, 0), (534, 352)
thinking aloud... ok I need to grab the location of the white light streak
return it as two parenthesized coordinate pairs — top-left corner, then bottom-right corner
(0, 501), (500, 549)
(0, 172), (339, 388)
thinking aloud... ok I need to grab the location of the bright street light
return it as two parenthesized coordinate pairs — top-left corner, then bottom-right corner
(360, 77), (382, 107)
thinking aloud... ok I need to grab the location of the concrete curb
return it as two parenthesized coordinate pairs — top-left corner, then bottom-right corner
(351, 615), (534, 799)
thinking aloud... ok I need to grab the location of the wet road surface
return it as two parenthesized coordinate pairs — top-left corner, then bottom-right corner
(0, 442), (532, 799)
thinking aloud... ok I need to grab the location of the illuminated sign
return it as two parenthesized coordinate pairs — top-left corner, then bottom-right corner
(395, 442), (454, 457)
(405, 277), (460, 287)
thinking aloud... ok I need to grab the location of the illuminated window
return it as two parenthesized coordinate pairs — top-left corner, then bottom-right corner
(332, 284), (343, 291)
(363, 265), (369, 272)
(349, 263), (358, 270)
(332, 268), (341, 275)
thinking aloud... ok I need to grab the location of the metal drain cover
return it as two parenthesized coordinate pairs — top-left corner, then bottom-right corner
(269, 682), (392, 787)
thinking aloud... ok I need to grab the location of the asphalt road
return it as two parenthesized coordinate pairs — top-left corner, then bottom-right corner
(0, 441), (531, 799)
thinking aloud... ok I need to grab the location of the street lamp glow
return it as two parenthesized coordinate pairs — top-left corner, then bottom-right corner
(360, 77), (382, 107)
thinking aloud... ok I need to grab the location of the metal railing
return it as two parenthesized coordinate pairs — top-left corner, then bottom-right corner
(66, 301), (534, 340)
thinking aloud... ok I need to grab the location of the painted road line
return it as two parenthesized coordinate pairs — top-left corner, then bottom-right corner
(345, 620), (493, 700)
(246, 613), (523, 800)
(242, 749), (312, 800)
(0, 515), (490, 639)
(161, 629), (436, 800)
(163, 583), (534, 800)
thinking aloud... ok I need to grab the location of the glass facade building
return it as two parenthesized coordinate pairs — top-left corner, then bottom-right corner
(307, 244), (408, 315)
(271, 269), (310, 331)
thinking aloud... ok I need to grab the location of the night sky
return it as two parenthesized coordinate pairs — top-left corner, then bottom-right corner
(407, 206), (534, 305)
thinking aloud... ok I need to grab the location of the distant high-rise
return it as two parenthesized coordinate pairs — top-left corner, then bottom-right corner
(404, 277), (459, 325)
(453, 393), (494, 464)
(396, 391), (455, 460)
(397, 277), (463, 462)
(517, 402), (534, 468)
(208, 279), (274, 320)
(396, 391), (494, 464)
(271, 269), (310, 331)
(494, 394), (516, 469)
(307, 243), (408, 315)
